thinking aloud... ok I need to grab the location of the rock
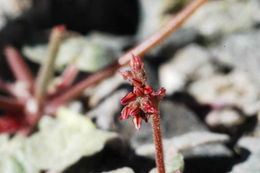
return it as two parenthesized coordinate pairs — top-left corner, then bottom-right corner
(87, 89), (128, 130)
(0, 0), (31, 29)
(206, 108), (245, 129)
(189, 70), (260, 114)
(231, 137), (260, 173)
(129, 101), (207, 148)
(102, 167), (134, 173)
(211, 30), (260, 87)
(159, 44), (213, 95)
(86, 73), (125, 107)
(136, 131), (229, 157)
(184, 0), (260, 39)
(136, 0), (161, 41)
(183, 143), (232, 159)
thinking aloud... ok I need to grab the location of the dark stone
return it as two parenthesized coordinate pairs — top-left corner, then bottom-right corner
(130, 101), (208, 147)
(64, 138), (155, 173)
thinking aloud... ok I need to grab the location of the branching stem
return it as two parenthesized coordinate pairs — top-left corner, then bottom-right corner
(47, 0), (207, 113)
(35, 25), (65, 102)
(4, 46), (34, 89)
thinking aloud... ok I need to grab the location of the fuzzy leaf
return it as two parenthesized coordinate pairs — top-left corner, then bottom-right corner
(23, 37), (116, 72)
(25, 107), (117, 172)
(0, 134), (39, 173)
(149, 154), (184, 173)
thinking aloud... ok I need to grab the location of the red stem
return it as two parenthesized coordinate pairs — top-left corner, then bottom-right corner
(4, 46), (34, 89)
(57, 64), (79, 90)
(0, 96), (23, 111)
(119, 0), (208, 65)
(47, 0), (207, 113)
(48, 64), (79, 98)
(46, 62), (120, 114)
(152, 110), (165, 173)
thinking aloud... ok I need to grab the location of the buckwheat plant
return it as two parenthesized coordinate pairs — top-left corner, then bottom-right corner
(120, 54), (166, 173)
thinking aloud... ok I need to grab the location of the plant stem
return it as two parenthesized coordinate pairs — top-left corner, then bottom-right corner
(4, 46), (34, 89)
(46, 62), (120, 114)
(35, 25), (65, 102)
(152, 104), (165, 173)
(47, 0), (207, 112)
(119, 0), (208, 65)
(57, 64), (79, 90)
(0, 96), (23, 111)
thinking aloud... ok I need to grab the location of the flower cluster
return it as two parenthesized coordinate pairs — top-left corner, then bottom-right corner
(119, 55), (165, 130)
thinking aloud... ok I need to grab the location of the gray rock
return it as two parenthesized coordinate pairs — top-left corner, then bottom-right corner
(86, 73), (125, 107)
(159, 44), (214, 95)
(102, 167), (134, 173)
(231, 137), (260, 173)
(136, 131), (229, 157)
(0, 0), (31, 29)
(211, 30), (260, 87)
(189, 70), (260, 114)
(184, 0), (260, 39)
(206, 108), (245, 129)
(183, 143), (232, 158)
(129, 101), (207, 148)
(87, 89), (128, 130)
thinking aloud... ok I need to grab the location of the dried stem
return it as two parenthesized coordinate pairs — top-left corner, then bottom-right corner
(0, 96), (23, 111)
(119, 0), (208, 65)
(57, 64), (79, 90)
(46, 62), (120, 114)
(35, 25), (65, 102)
(4, 46), (34, 89)
(152, 109), (165, 173)
(47, 0), (207, 112)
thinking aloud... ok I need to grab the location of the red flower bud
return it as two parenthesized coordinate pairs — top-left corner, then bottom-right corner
(154, 87), (166, 99)
(129, 106), (140, 116)
(133, 87), (144, 96)
(144, 85), (153, 94)
(120, 92), (136, 105)
(141, 97), (156, 114)
(120, 106), (131, 120)
(131, 78), (143, 88)
(132, 116), (142, 130)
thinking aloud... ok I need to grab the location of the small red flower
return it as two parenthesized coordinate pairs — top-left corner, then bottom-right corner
(120, 92), (136, 105)
(119, 54), (165, 130)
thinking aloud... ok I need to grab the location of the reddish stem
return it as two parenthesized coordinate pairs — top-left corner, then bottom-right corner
(47, 0), (207, 113)
(57, 64), (79, 91)
(4, 46), (34, 89)
(152, 109), (165, 173)
(0, 96), (23, 111)
(0, 80), (25, 99)
(119, 0), (208, 65)
(46, 62), (120, 114)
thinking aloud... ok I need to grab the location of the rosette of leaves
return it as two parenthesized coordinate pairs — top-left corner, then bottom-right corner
(0, 107), (117, 173)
